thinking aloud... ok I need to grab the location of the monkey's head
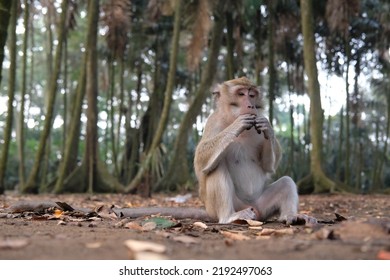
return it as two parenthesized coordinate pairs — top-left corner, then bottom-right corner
(213, 77), (264, 121)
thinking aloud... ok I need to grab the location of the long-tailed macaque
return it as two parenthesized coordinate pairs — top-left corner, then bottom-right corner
(194, 77), (316, 225)
(119, 77), (315, 225)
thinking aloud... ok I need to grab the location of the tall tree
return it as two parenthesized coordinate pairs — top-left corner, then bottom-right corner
(0, 0), (11, 87)
(23, 0), (69, 193)
(300, 0), (335, 193)
(125, 0), (183, 194)
(17, 0), (31, 189)
(158, 0), (226, 190)
(0, 0), (16, 194)
(267, 0), (277, 124)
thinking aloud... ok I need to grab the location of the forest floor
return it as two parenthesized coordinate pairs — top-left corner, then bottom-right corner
(0, 192), (389, 260)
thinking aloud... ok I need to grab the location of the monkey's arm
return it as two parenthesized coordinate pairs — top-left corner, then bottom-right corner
(195, 114), (255, 174)
(255, 116), (282, 173)
(259, 137), (281, 173)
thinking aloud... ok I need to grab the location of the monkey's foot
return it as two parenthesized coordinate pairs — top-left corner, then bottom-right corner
(282, 214), (317, 225)
(226, 207), (258, 223)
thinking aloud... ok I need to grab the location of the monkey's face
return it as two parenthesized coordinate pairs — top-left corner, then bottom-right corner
(219, 84), (262, 121)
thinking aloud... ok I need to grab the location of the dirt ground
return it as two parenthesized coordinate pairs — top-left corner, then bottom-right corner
(0, 193), (389, 260)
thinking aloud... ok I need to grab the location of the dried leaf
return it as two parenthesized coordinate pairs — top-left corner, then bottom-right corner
(258, 228), (295, 236)
(85, 242), (102, 249)
(193, 221), (208, 229)
(54, 209), (63, 218)
(315, 228), (337, 240)
(258, 228), (276, 236)
(125, 221), (144, 231)
(134, 252), (168, 260)
(0, 238), (29, 250)
(335, 213), (348, 221)
(221, 231), (250, 241)
(249, 226), (263, 230)
(56, 202), (74, 212)
(172, 235), (200, 244)
(124, 239), (166, 254)
(246, 220), (264, 226)
(142, 217), (177, 229)
(57, 221), (67, 226)
(142, 222), (157, 231)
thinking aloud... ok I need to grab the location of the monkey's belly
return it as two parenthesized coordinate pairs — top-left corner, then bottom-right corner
(228, 164), (267, 204)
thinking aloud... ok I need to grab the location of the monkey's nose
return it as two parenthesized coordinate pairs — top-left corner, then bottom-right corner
(248, 105), (255, 109)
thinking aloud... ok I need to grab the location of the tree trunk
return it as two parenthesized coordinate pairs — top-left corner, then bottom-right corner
(225, 8), (234, 80)
(0, 0), (16, 194)
(0, 0), (11, 87)
(53, 64), (86, 193)
(267, 0), (277, 124)
(125, 0), (183, 193)
(300, 0), (335, 193)
(157, 0), (226, 191)
(55, 0), (123, 194)
(85, 0), (99, 193)
(17, 0), (30, 189)
(23, 0), (68, 193)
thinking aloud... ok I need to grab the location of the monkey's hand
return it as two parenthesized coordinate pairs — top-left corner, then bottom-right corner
(226, 114), (257, 137)
(254, 116), (274, 140)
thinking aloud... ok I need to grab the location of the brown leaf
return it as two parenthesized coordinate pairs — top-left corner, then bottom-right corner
(221, 231), (250, 241)
(258, 228), (295, 236)
(335, 213), (348, 221)
(0, 238), (29, 250)
(193, 221), (208, 229)
(142, 222), (157, 231)
(172, 235), (200, 244)
(125, 221), (143, 231)
(85, 242), (102, 249)
(124, 239), (167, 260)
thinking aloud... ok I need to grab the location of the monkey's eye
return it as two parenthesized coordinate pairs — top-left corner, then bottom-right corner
(237, 91), (245, 96)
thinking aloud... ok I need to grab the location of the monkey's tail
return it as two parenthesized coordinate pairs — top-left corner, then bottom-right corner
(112, 207), (211, 221)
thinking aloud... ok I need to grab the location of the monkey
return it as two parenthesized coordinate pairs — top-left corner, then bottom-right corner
(118, 77), (316, 225)
(193, 77), (316, 225)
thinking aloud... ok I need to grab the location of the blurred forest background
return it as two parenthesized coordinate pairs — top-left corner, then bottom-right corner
(0, 0), (389, 196)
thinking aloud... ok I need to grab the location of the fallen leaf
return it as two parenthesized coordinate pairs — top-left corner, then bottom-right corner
(258, 228), (275, 236)
(57, 220), (67, 226)
(142, 217), (177, 229)
(85, 242), (102, 249)
(335, 213), (347, 221)
(0, 238), (29, 250)
(258, 228), (295, 236)
(142, 222), (157, 231)
(124, 240), (166, 253)
(125, 221), (144, 231)
(315, 228), (337, 240)
(54, 209), (63, 218)
(221, 231), (250, 241)
(246, 220), (263, 226)
(124, 239), (167, 260)
(193, 222), (208, 229)
(172, 235), (200, 244)
(134, 252), (168, 260)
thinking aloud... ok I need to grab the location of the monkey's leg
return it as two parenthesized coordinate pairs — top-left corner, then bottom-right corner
(205, 167), (257, 223)
(254, 176), (317, 225)
(254, 176), (298, 222)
